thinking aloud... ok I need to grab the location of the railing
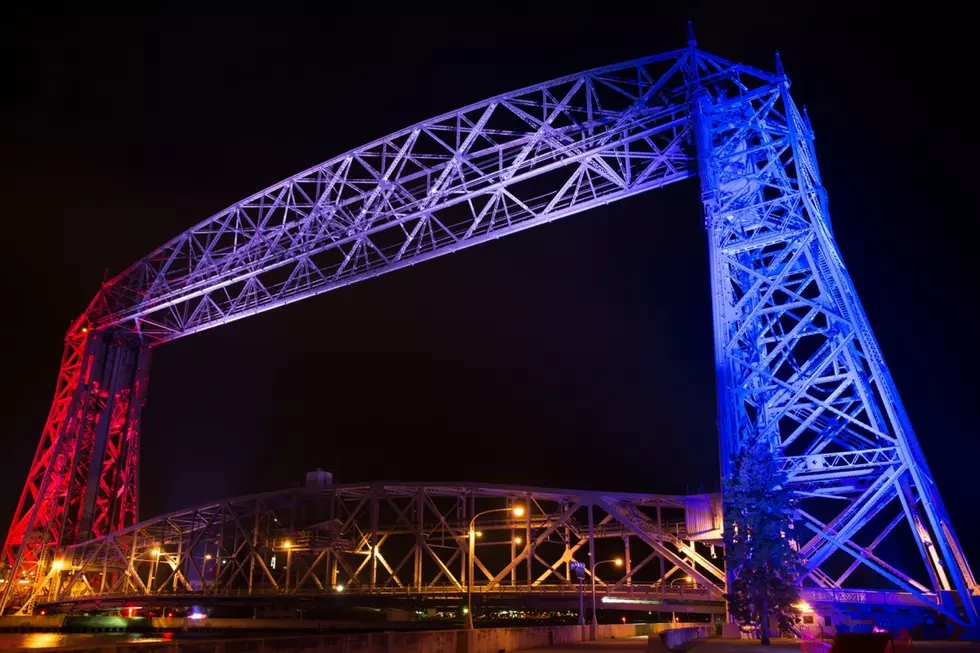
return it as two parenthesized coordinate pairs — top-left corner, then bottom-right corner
(800, 587), (940, 607)
(48, 582), (942, 610)
(46, 582), (721, 605)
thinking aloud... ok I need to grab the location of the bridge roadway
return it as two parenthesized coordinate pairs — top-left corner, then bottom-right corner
(37, 582), (947, 618)
(38, 583), (726, 614)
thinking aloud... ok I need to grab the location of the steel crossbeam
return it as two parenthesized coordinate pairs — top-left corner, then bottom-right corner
(2, 35), (976, 626)
(25, 483), (723, 610)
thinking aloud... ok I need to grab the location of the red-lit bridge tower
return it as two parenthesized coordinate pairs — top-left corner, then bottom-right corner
(3, 328), (149, 609)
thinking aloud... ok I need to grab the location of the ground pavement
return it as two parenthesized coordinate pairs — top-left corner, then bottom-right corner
(511, 635), (980, 653)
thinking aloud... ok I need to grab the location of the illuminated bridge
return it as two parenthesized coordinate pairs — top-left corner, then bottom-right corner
(3, 28), (978, 627)
(32, 482), (727, 614)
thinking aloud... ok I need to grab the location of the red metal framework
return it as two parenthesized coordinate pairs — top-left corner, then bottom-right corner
(2, 332), (150, 612)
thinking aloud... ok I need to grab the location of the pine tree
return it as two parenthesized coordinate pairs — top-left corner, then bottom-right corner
(723, 436), (804, 645)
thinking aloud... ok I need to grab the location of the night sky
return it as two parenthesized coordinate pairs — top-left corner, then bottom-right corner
(4, 8), (978, 566)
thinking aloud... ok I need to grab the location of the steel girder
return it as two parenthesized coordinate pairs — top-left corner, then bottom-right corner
(31, 483), (724, 610)
(76, 50), (699, 343)
(689, 45), (977, 624)
(2, 40), (976, 624)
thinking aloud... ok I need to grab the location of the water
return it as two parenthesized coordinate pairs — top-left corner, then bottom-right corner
(0, 633), (173, 650)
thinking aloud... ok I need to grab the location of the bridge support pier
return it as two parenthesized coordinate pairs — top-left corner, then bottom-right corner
(1, 331), (149, 614)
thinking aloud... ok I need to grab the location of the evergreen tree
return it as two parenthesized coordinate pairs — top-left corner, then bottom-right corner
(723, 436), (804, 645)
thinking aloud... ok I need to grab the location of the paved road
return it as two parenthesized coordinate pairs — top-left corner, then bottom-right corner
(687, 639), (980, 652)
(513, 635), (980, 653)
(513, 638), (651, 653)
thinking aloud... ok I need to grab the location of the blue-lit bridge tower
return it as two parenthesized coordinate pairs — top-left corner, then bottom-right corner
(687, 32), (977, 625)
(2, 30), (976, 625)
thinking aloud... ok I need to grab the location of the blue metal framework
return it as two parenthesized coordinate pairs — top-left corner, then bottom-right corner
(2, 32), (976, 624)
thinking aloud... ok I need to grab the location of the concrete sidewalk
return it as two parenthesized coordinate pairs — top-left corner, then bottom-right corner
(512, 636), (650, 653)
(512, 635), (980, 653)
(686, 637), (980, 652)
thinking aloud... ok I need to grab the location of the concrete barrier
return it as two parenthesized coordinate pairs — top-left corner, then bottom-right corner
(452, 623), (704, 653)
(594, 623), (648, 639)
(657, 626), (713, 651)
(0, 615), (67, 632)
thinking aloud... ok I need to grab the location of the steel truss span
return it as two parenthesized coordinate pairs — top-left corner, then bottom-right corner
(30, 483), (726, 610)
(3, 35), (977, 624)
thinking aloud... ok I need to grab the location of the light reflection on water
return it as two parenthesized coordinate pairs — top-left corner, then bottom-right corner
(0, 633), (168, 650)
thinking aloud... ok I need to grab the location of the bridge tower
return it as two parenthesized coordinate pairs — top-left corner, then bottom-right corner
(2, 32), (976, 624)
(686, 31), (977, 624)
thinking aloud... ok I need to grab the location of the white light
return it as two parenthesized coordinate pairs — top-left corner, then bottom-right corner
(188, 612), (207, 620)
(335, 584), (345, 592)
(602, 597), (663, 605)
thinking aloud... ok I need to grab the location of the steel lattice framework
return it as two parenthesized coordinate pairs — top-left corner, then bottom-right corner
(25, 483), (726, 612)
(3, 34), (977, 625)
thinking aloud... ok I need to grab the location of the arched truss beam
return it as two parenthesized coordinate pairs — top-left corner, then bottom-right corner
(36, 483), (727, 608)
(76, 49), (776, 343)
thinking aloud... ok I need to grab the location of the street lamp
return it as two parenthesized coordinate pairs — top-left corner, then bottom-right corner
(590, 557), (623, 628)
(148, 548), (163, 591)
(570, 561), (587, 625)
(282, 541), (293, 592)
(466, 505), (525, 629)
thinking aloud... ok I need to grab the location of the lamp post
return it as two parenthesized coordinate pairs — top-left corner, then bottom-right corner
(203, 553), (212, 588)
(590, 557), (623, 628)
(570, 561), (586, 625)
(149, 547), (162, 593)
(283, 540), (293, 593)
(466, 505), (525, 629)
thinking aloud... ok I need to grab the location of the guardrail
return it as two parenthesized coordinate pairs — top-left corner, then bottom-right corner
(800, 588), (939, 608)
(46, 582), (719, 604)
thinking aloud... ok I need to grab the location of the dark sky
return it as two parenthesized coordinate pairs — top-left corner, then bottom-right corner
(3, 8), (978, 566)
